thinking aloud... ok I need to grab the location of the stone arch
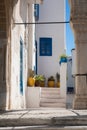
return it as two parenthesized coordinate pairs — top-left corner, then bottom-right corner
(69, 0), (87, 109)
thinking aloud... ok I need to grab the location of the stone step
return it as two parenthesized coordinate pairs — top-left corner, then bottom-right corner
(41, 88), (60, 92)
(0, 126), (87, 130)
(41, 94), (61, 99)
(40, 97), (66, 103)
(41, 88), (60, 95)
(0, 109), (87, 127)
(40, 102), (66, 108)
(41, 90), (60, 95)
(40, 88), (65, 108)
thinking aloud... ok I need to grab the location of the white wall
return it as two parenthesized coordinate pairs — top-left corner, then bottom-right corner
(26, 87), (40, 108)
(71, 49), (76, 76)
(67, 56), (75, 88)
(36, 0), (66, 80)
(11, 0), (30, 109)
(60, 63), (67, 98)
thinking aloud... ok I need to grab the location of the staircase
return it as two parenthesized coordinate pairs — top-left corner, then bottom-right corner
(40, 88), (66, 108)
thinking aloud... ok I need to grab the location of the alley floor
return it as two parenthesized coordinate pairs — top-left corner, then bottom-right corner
(0, 108), (87, 129)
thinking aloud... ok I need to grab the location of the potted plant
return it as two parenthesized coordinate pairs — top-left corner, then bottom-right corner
(59, 54), (67, 65)
(27, 70), (35, 87)
(56, 72), (60, 88)
(34, 75), (45, 87)
(47, 76), (55, 87)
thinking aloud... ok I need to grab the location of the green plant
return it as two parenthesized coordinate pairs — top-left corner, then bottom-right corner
(34, 75), (45, 81)
(34, 75), (45, 86)
(59, 54), (67, 59)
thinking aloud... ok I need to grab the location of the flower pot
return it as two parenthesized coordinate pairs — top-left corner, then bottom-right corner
(40, 81), (45, 87)
(48, 81), (55, 87)
(56, 81), (60, 88)
(28, 77), (35, 87)
(35, 80), (40, 86)
(59, 57), (67, 65)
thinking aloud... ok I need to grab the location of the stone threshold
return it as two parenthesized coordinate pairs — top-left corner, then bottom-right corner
(0, 109), (87, 127)
(0, 126), (87, 130)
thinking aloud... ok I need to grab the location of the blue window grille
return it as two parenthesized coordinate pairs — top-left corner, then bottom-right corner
(20, 38), (23, 95)
(34, 4), (39, 21)
(39, 38), (52, 56)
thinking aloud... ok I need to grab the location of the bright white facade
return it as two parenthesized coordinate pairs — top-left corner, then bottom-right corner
(11, 0), (34, 109)
(71, 49), (76, 76)
(35, 0), (66, 81)
(10, 0), (43, 109)
(67, 56), (75, 89)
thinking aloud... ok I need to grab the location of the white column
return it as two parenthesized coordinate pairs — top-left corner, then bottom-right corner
(69, 0), (87, 109)
(60, 63), (67, 98)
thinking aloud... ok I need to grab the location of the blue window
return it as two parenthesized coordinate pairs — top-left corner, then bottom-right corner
(39, 38), (52, 56)
(34, 4), (39, 21)
(20, 37), (23, 95)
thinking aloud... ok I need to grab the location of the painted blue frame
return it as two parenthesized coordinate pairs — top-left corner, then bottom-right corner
(34, 4), (39, 21)
(39, 38), (52, 56)
(20, 37), (23, 95)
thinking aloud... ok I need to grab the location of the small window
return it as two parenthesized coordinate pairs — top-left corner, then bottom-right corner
(39, 38), (52, 56)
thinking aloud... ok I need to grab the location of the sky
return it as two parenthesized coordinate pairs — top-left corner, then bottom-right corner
(66, 0), (75, 56)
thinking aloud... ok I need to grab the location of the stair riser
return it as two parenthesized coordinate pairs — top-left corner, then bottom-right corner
(41, 88), (60, 91)
(41, 94), (61, 99)
(40, 98), (66, 103)
(40, 103), (66, 108)
(41, 91), (60, 95)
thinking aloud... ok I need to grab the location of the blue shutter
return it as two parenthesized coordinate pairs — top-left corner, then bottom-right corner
(39, 38), (52, 56)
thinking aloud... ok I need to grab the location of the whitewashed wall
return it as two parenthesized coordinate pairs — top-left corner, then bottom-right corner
(36, 0), (66, 80)
(71, 49), (76, 76)
(60, 63), (67, 98)
(10, 0), (30, 109)
(67, 56), (75, 88)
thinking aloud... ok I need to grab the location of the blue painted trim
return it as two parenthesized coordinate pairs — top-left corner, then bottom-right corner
(35, 40), (37, 74)
(20, 37), (23, 95)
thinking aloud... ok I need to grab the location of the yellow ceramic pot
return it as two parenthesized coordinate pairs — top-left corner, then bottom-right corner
(48, 81), (55, 87)
(56, 81), (60, 88)
(28, 77), (35, 86)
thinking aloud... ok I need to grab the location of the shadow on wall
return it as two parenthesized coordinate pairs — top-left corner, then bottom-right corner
(0, 0), (8, 110)
(0, 44), (7, 110)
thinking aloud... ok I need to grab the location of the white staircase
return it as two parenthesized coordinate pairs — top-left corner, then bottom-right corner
(40, 88), (66, 108)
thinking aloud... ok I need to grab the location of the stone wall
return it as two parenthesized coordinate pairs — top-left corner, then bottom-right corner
(69, 0), (87, 109)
